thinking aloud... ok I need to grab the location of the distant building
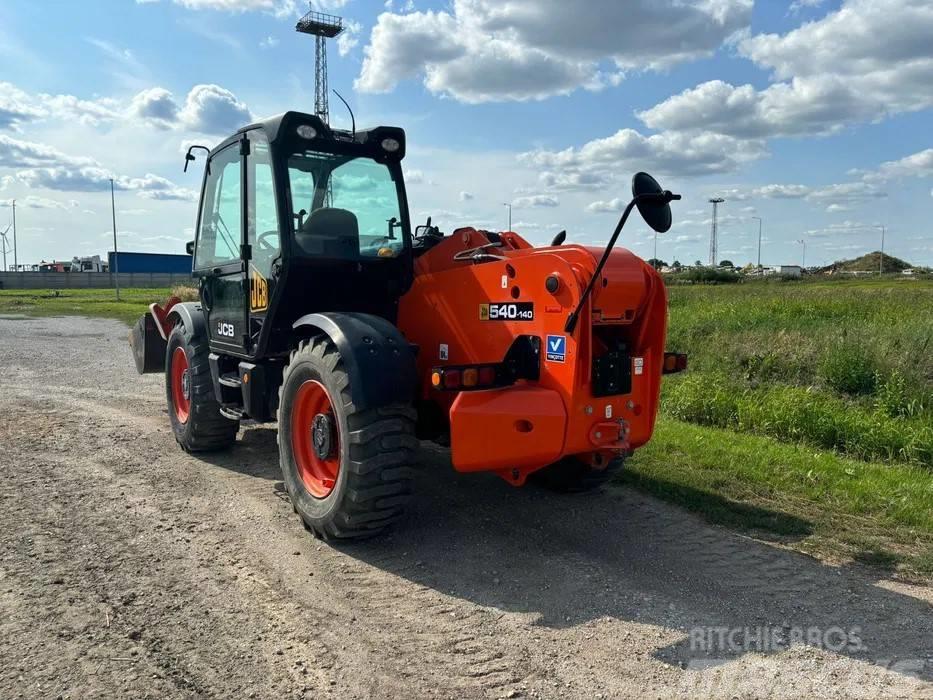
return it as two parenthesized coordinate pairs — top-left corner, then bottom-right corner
(108, 251), (192, 274)
(772, 265), (802, 278)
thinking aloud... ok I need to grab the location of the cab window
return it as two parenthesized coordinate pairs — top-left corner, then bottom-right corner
(247, 132), (280, 279)
(195, 144), (241, 269)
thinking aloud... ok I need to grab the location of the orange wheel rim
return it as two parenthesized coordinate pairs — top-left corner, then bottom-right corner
(170, 347), (191, 424)
(291, 380), (340, 498)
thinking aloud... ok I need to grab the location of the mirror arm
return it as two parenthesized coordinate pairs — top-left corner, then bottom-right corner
(564, 197), (639, 335)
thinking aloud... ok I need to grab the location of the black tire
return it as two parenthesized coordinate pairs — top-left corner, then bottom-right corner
(531, 454), (625, 493)
(278, 337), (418, 540)
(165, 322), (239, 452)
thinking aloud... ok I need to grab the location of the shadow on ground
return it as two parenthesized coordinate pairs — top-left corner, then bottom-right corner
(203, 430), (933, 681)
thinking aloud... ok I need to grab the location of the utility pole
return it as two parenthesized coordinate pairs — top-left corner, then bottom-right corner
(708, 197), (724, 266)
(796, 238), (806, 269)
(752, 216), (762, 272)
(503, 202), (512, 231)
(11, 199), (16, 272)
(878, 225), (886, 274)
(110, 178), (120, 301)
(653, 230), (660, 269)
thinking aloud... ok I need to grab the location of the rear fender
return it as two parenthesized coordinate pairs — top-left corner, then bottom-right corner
(292, 312), (417, 411)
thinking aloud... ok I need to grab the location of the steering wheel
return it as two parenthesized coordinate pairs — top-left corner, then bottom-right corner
(256, 230), (279, 251)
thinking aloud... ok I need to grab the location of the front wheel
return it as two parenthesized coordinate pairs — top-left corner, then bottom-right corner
(531, 453), (625, 493)
(278, 337), (418, 540)
(165, 322), (238, 452)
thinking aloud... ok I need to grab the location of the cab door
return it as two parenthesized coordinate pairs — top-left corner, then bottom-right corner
(193, 140), (248, 355)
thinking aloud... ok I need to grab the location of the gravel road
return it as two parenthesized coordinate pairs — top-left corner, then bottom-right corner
(1, 315), (931, 699)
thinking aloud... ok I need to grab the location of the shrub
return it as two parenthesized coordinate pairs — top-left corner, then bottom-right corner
(819, 343), (878, 395)
(170, 285), (199, 302)
(875, 370), (930, 419)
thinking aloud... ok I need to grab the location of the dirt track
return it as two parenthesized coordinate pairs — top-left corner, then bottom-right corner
(0, 315), (931, 699)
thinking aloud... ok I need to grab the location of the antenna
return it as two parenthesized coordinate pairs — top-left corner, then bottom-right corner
(708, 197), (724, 266)
(296, 8), (344, 126)
(332, 89), (355, 137)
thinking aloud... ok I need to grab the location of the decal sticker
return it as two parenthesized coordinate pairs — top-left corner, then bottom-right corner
(439, 343), (449, 361)
(249, 264), (269, 313)
(546, 334), (566, 362)
(480, 302), (535, 321)
(501, 274), (508, 289)
(605, 405), (613, 418)
(216, 321), (236, 338)
(633, 357), (644, 376)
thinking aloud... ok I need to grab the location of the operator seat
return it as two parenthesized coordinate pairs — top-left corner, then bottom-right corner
(296, 207), (361, 259)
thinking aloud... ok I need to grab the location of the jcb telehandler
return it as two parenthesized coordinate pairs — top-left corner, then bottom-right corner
(131, 110), (686, 539)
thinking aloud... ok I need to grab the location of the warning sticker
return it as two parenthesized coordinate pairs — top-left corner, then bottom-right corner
(633, 357), (644, 375)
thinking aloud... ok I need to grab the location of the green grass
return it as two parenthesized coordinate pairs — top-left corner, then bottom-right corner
(0, 288), (173, 326)
(662, 278), (933, 467)
(622, 417), (933, 579)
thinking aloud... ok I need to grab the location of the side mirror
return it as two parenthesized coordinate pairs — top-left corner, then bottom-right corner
(186, 240), (195, 256)
(632, 172), (679, 233)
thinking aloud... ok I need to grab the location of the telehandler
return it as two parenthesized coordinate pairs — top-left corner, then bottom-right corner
(131, 110), (686, 539)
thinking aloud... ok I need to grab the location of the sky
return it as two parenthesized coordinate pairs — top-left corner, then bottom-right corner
(0, 0), (932, 269)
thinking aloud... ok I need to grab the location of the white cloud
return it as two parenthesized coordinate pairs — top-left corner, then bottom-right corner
(0, 82), (44, 130)
(129, 87), (179, 128)
(3, 81), (251, 136)
(259, 36), (280, 49)
(1, 134), (196, 201)
(860, 148), (933, 182)
(0, 195), (79, 210)
(513, 194), (559, 208)
(637, 1), (933, 142)
(789, 0), (828, 13)
(177, 84), (252, 135)
(521, 128), (766, 182)
(458, 191), (473, 202)
(0, 134), (97, 168)
(337, 20), (361, 57)
(356, 0), (751, 102)
(137, 0), (299, 17)
(585, 198), (626, 213)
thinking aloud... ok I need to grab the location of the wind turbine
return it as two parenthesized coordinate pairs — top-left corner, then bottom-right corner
(0, 225), (11, 272)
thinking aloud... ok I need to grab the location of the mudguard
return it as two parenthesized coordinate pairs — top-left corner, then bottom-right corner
(165, 301), (207, 339)
(292, 312), (417, 411)
(131, 301), (206, 374)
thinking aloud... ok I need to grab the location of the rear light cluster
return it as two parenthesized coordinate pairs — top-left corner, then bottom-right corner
(431, 365), (500, 391)
(662, 352), (688, 374)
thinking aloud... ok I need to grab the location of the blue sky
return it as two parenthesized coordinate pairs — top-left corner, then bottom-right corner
(1, 0), (931, 268)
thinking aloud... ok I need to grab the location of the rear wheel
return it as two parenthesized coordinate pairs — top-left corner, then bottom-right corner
(278, 337), (417, 540)
(166, 322), (239, 452)
(531, 453), (625, 493)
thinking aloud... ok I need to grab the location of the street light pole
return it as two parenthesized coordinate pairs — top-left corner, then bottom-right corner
(752, 216), (762, 272)
(110, 178), (120, 301)
(11, 199), (16, 272)
(502, 202), (512, 232)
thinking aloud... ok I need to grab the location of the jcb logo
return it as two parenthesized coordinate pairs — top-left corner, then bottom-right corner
(250, 265), (268, 312)
(216, 321), (235, 338)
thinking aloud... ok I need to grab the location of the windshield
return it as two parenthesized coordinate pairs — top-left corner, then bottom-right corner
(287, 151), (407, 260)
